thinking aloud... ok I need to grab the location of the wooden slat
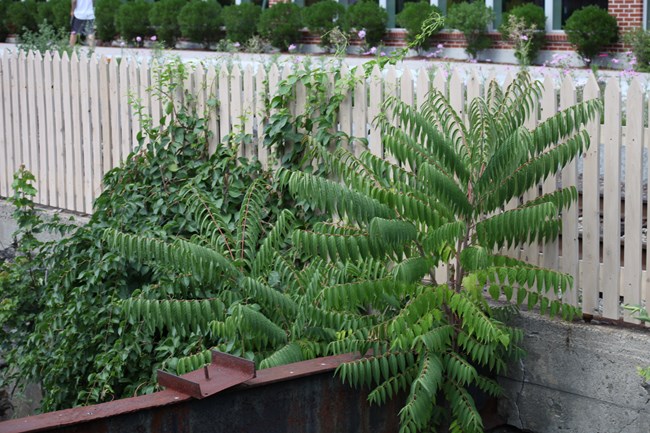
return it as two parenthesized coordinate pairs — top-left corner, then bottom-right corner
(34, 52), (48, 205)
(129, 58), (141, 149)
(231, 64), (243, 156)
(416, 67), (429, 110)
(367, 65), (382, 157)
(108, 57), (121, 169)
(622, 78), (644, 322)
(61, 53), (75, 210)
(119, 59), (131, 162)
(581, 74), (601, 317)
(351, 66), (367, 157)
(9, 52), (20, 197)
(338, 64), (352, 143)
(602, 78), (622, 319)
(79, 55), (93, 213)
(448, 69), (463, 120)
(243, 66), (255, 158)
(149, 60), (163, 139)
(70, 52), (84, 211)
(0, 53), (9, 198)
(26, 52), (41, 204)
(255, 66), (268, 167)
(266, 64), (281, 167)
(18, 53), (28, 170)
(559, 75), (579, 306)
(540, 75), (559, 299)
(206, 64), (218, 154)
(218, 64), (231, 144)
(89, 56), (103, 209)
(52, 52), (65, 208)
(384, 66), (398, 163)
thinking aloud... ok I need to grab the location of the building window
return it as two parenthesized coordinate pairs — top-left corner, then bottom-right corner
(551, 0), (608, 29)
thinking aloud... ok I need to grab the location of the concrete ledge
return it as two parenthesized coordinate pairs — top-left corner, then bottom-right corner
(498, 311), (650, 433)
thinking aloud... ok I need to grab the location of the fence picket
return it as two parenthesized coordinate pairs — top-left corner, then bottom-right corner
(70, 52), (84, 211)
(368, 65), (382, 157)
(0, 53), (9, 198)
(560, 75), (579, 306)
(255, 67), (268, 167)
(60, 53), (75, 210)
(602, 78), (622, 319)
(231, 64), (244, 155)
(243, 66), (255, 159)
(27, 52), (41, 203)
(540, 76), (560, 299)
(89, 56), (102, 211)
(108, 57), (121, 168)
(36, 52), (49, 205)
(9, 52), (20, 194)
(218, 64), (231, 143)
(119, 59), (131, 164)
(352, 66), (367, 157)
(52, 52), (65, 208)
(129, 58), (140, 148)
(338, 64), (352, 143)
(79, 55), (93, 213)
(623, 79), (644, 322)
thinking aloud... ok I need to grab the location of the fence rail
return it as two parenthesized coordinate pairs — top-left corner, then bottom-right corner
(0, 49), (647, 323)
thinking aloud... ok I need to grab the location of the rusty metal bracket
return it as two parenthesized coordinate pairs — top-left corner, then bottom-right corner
(157, 351), (256, 399)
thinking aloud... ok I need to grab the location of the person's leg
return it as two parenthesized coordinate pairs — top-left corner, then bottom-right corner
(69, 32), (77, 46)
(70, 17), (80, 47)
(87, 32), (95, 49)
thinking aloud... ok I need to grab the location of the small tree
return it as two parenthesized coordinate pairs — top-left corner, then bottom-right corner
(116, 0), (152, 43)
(345, 0), (387, 48)
(222, 3), (262, 44)
(625, 29), (650, 73)
(149, 0), (187, 48)
(6, 0), (38, 36)
(302, 0), (347, 49)
(446, 1), (494, 60)
(396, 1), (441, 50)
(284, 72), (601, 432)
(37, 0), (71, 32)
(95, 0), (121, 43)
(499, 3), (546, 66)
(178, 0), (223, 49)
(258, 2), (303, 52)
(564, 5), (618, 64)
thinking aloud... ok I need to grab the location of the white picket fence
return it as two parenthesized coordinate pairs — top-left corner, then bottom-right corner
(0, 49), (647, 322)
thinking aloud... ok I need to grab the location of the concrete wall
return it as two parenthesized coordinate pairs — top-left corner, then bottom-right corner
(498, 311), (650, 433)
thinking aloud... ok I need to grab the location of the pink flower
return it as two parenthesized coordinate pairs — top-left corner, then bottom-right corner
(233, 42), (241, 48)
(288, 44), (297, 52)
(598, 53), (609, 57)
(136, 36), (142, 42)
(369, 47), (377, 55)
(151, 36), (157, 41)
(612, 58), (619, 64)
(358, 29), (366, 40)
(520, 34), (529, 41)
(380, 51), (386, 56)
(437, 43), (443, 49)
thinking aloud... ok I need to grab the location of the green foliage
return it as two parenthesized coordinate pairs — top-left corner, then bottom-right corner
(499, 3), (546, 66)
(149, 0), (186, 48)
(345, 0), (387, 48)
(622, 305), (650, 382)
(446, 1), (494, 59)
(302, 0), (347, 49)
(0, 58), (278, 411)
(36, 0), (71, 32)
(95, 0), (122, 42)
(624, 29), (650, 72)
(178, 0), (223, 49)
(116, 0), (152, 42)
(16, 21), (75, 56)
(0, 0), (10, 41)
(284, 72), (600, 432)
(395, 1), (441, 49)
(564, 5), (618, 63)
(6, 0), (39, 35)
(257, 2), (302, 51)
(222, 3), (262, 45)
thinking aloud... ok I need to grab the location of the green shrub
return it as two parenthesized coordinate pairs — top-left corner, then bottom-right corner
(446, 1), (494, 59)
(499, 3), (546, 65)
(17, 21), (74, 56)
(116, 0), (152, 42)
(37, 0), (71, 32)
(345, 0), (387, 47)
(0, 0), (11, 41)
(302, 0), (346, 49)
(149, 0), (187, 48)
(6, 0), (39, 35)
(564, 5), (618, 63)
(222, 3), (261, 44)
(178, 0), (223, 48)
(258, 2), (302, 51)
(95, 0), (122, 42)
(624, 29), (650, 72)
(396, 1), (441, 49)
